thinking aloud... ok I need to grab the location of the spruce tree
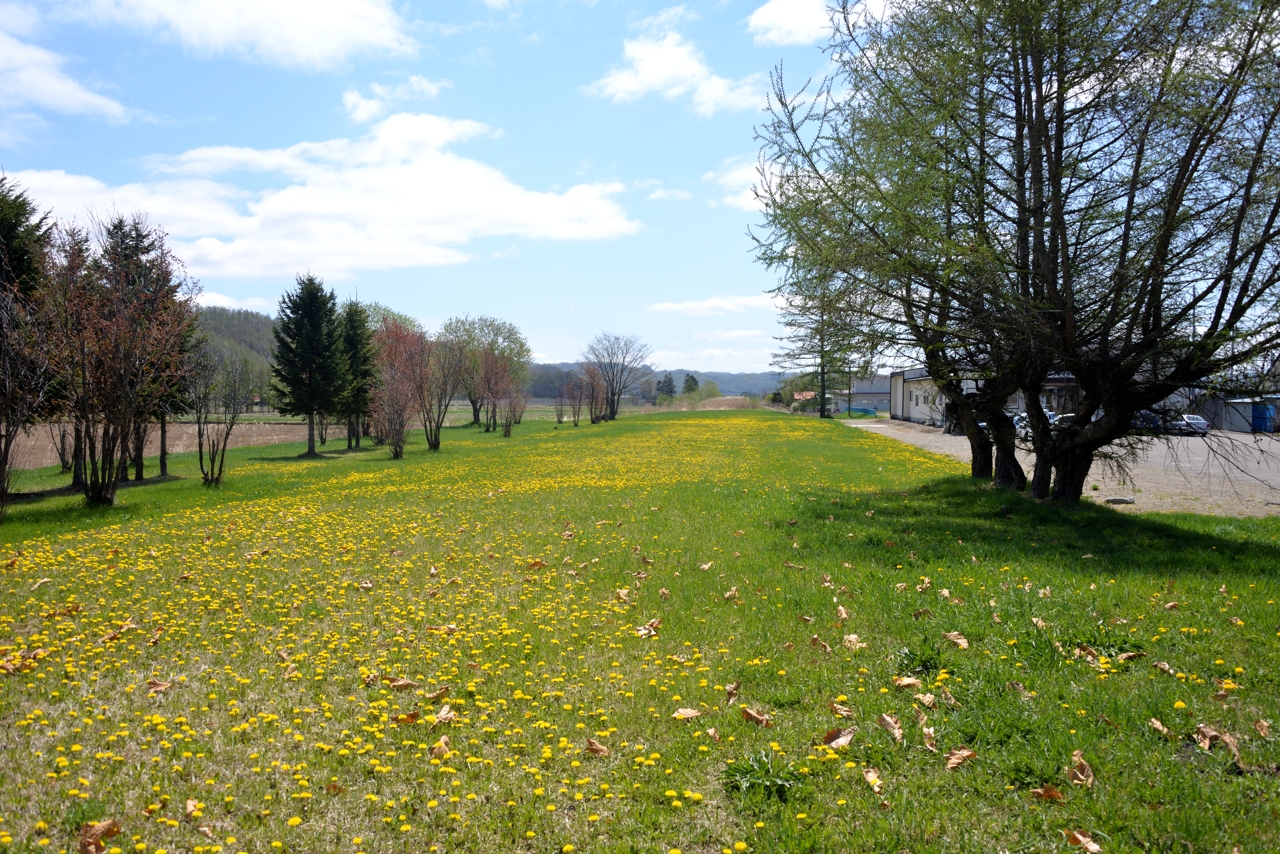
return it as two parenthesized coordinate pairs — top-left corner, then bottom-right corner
(338, 300), (376, 449)
(271, 274), (346, 456)
(656, 372), (676, 399)
(682, 373), (699, 395)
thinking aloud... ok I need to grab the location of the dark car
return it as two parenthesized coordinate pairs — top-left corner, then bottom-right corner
(1131, 410), (1161, 431)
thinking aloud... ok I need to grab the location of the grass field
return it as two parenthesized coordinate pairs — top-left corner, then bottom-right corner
(1, 411), (1278, 854)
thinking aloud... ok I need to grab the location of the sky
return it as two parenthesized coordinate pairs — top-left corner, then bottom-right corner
(0, 0), (838, 370)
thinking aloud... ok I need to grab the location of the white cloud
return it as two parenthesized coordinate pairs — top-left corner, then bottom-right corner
(587, 7), (763, 117)
(51, 0), (414, 70)
(0, 29), (127, 121)
(647, 294), (776, 316)
(0, 2), (41, 37)
(16, 110), (641, 279)
(703, 159), (761, 210)
(650, 347), (775, 372)
(746, 0), (830, 46)
(695, 329), (770, 341)
(647, 188), (691, 201)
(197, 291), (277, 314)
(343, 76), (451, 123)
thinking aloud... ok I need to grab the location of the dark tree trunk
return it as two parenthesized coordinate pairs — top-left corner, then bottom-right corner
(986, 411), (1026, 490)
(1051, 446), (1094, 502)
(159, 413), (168, 477)
(133, 421), (146, 481)
(818, 362), (828, 418)
(356, 416), (362, 448)
(469, 396), (482, 426)
(347, 417), (354, 450)
(1030, 452), (1053, 499)
(72, 423), (85, 489)
(306, 412), (316, 456)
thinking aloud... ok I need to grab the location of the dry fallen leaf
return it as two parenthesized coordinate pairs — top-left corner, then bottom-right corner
(658, 588), (671, 600)
(1063, 830), (1102, 852)
(673, 708), (702, 721)
(725, 681), (741, 705)
(700, 561), (715, 571)
(396, 711), (420, 725)
(723, 586), (738, 600)
(1067, 750), (1095, 787)
(585, 738), (610, 756)
(824, 726), (858, 749)
(1031, 784), (1064, 802)
(706, 727), (720, 742)
(942, 631), (969, 650)
(810, 635), (833, 654)
(425, 685), (450, 701)
(615, 588), (631, 603)
(940, 686), (961, 708)
(843, 634), (867, 651)
(430, 735), (450, 759)
(1149, 718), (1173, 739)
(1116, 651), (1146, 662)
(184, 799), (198, 819)
(916, 711), (937, 752)
(837, 605), (850, 621)
(893, 675), (923, 690)
(146, 679), (171, 694)
(944, 746), (976, 769)
(1007, 681), (1032, 700)
(1153, 661), (1175, 676)
(830, 701), (854, 718)
(742, 707), (773, 727)
(433, 704), (457, 726)
(914, 692), (937, 710)
(78, 820), (121, 854)
(1164, 601), (1179, 611)
(1255, 720), (1272, 738)
(386, 676), (419, 690)
(1032, 617), (1047, 630)
(862, 767), (883, 794)
(878, 713), (903, 744)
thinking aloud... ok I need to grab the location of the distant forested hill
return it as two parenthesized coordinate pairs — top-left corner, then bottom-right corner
(532, 363), (787, 397)
(196, 306), (276, 404)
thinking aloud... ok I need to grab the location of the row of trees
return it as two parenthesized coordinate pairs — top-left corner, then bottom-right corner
(761, 0), (1280, 501)
(550, 334), (653, 425)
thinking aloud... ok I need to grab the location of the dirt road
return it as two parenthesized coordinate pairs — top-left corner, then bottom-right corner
(846, 418), (1280, 517)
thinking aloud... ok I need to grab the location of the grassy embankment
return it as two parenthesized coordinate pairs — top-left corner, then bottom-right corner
(1, 410), (1277, 854)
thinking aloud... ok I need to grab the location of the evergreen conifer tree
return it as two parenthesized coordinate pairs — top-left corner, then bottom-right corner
(655, 372), (676, 399)
(271, 274), (346, 456)
(338, 300), (376, 449)
(682, 373), (699, 395)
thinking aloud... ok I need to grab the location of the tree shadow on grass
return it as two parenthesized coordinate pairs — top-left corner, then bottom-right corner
(800, 478), (1280, 579)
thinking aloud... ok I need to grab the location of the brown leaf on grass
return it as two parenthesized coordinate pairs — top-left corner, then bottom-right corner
(658, 588), (671, 600)
(425, 685), (449, 701)
(673, 708), (702, 721)
(725, 681), (741, 705)
(362, 672), (380, 687)
(1164, 601), (1179, 611)
(432, 704), (457, 726)
(843, 634), (867, 651)
(283, 663), (298, 678)
(723, 586), (738, 601)
(916, 711), (937, 752)
(184, 799), (198, 819)
(706, 727), (720, 742)
(78, 820), (121, 854)
(893, 676), (923, 690)
(944, 747), (976, 769)
(783, 641), (795, 650)
(325, 782), (346, 794)
(1006, 681), (1032, 700)
(585, 738), (609, 756)
(198, 826), (214, 840)
(1256, 720), (1272, 738)
(635, 618), (662, 638)
(942, 631), (969, 650)
(1228, 616), (1244, 627)
(824, 726), (858, 749)
(862, 767), (883, 794)
(146, 679), (171, 694)
(1067, 750), (1094, 787)
(1031, 784), (1064, 802)
(31, 577), (51, 590)
(1063, 830), (1102, 852)
(912, 608), (934, 620)
(829, 702), (854, 718)
(386, 677), (419, 690)
(914, 692), (937, 710)
(836, 605), (850, 622)
(810, 635), (833, 654)
(940, 686), (961, 708)
(877, 713), (903, 743)
(1032, 617), (1048, 630)
(742, 707), (773, 727)
(98, 617), (138, 644)
(798, 614), (814, 624)
(527, 559), (548, 569)
(396, 711), (420, 724)
(1153, 661), (1175, 676)
(700, 561), (715, 571)
(615, 589), (631, 603)
(1116, 651), (1146, 662)
(430, 735), (450, 759)
(1149, 718), (1173, 738)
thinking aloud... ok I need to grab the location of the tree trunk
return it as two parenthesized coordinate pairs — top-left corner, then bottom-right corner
(307, 412), (316, 456)
(159, 413), (168, 477)
(987, 411), (1026, 490)
(818, 362), (828, 418)
(469, 396), (482, 426)
(1030, 452), (1053, 499)
(347, 417), (354, 450)
(72, 423), (85, 488)
(133, 420), (145, 481)
(1051, 446), (1094, 502)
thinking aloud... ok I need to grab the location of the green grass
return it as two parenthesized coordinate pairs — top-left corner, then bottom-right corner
(0, 410), (1277, 854)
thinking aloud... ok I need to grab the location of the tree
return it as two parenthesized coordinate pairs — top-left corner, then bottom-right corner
(189, 344), (251, 486)
(0, 178), (51, 519)
(271, 274), (347, 456)
(338, 300), (376, 449)
(442, 316), (531, 428)
(681, 373), (699, 395)
(412, 326), (465, 452)
(554, 373), (569, 423)
(42, 217), (197, 505)
(566, 371), (586, 426)
(583, 364), (608, 424)
(758, 0), (1280, 500)
(656, 372), (677, 399)
(581, 333), (652, 421)
(370, 316), (418, 459)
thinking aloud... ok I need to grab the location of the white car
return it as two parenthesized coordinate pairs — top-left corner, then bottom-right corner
(1173, 414), (1210, 435)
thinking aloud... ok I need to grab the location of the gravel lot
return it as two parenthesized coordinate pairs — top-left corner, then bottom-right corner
(847, 418), (1280, 517)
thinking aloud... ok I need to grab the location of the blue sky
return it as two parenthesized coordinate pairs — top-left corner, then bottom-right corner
(1, 0), (836, 370)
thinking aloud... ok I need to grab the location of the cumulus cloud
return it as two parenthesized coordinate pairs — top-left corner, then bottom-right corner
(746, 0), (830, 46)
(50, 0), (415, 70)
(650, 347), (775, 372)
(647, 188), (691, 201)
(695, 329), (770, 341)
(647, 295), (776, 316)
(0, 28), (127, 122)
(15, 111), (641, 279)
(343, 76), (451, 123)
(197, 291), (277, 314)
(587, 6), (763, 117)
(703, 159), (761, 210)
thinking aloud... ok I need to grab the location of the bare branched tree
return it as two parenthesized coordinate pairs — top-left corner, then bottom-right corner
(189, 345), (251, 486)
(580, 333), (652, 421)
(412, 328), (466, 451)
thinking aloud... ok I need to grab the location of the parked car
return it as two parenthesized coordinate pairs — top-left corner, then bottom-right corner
(1171, 414), (1211, 435)
(1131, 410), (1161, 431)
